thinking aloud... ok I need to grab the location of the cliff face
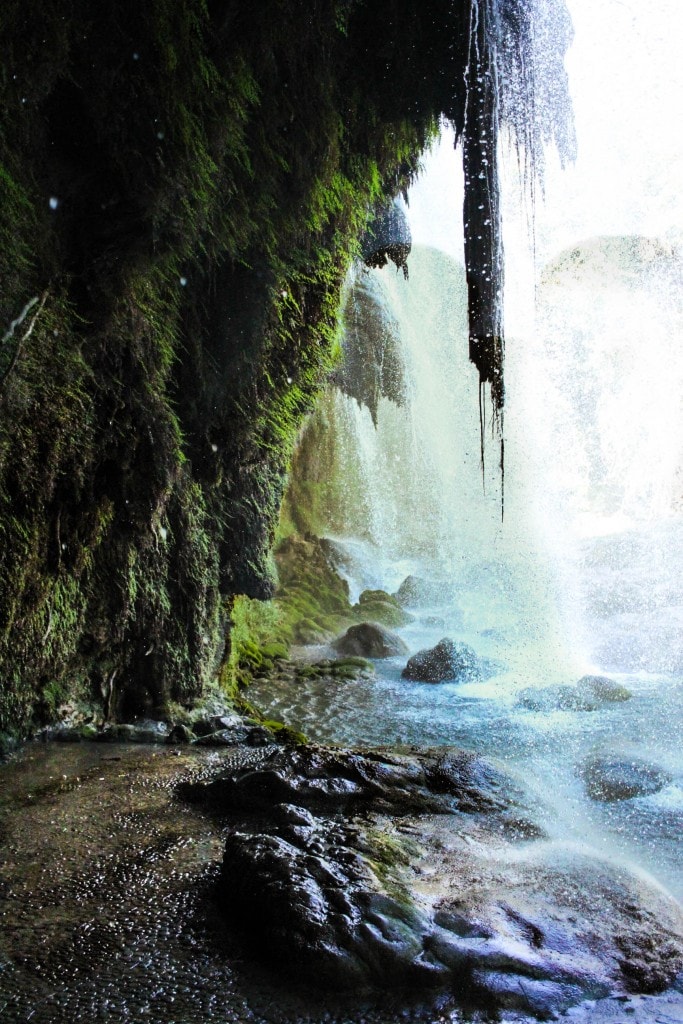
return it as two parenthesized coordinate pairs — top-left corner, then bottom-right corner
(0, 0), (470, 736)
(0, 0), (573, 737)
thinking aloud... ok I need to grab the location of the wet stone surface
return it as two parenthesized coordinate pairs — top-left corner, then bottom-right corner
(1, 740), (682, 1023)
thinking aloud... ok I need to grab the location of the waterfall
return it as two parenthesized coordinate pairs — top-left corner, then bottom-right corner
(268, 0), (683, 902)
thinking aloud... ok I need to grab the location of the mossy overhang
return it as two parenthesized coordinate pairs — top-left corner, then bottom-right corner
(0, 0), (573, 734)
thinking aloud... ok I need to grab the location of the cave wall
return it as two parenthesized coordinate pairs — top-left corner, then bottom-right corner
(0, 0), (476, 736)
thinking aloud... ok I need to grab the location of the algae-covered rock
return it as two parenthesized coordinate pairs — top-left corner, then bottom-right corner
(353, 590), (414, 628)
(401, 638), (483, 683)
(332, 623), (408, 659)
(576, 674), (632, 703)
(274, 534), (356, 645)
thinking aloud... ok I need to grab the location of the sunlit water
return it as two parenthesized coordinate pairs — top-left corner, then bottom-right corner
(255, 237), (683, 907)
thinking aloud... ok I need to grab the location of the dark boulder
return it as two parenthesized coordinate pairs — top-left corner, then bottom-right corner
(402, 638), (483, 683)
(580, 756), (671, 802)
(186, 742), (683, 1010)
(332, 622), (408, 659)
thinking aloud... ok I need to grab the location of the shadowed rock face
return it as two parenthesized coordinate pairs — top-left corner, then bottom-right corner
(182, 743), (683, 1014)
(361, 202), (412, 279)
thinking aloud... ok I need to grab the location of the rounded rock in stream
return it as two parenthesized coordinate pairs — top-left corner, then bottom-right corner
(575, 674), (632, 703)
(580, 756), (672, 802)
(401, 638), (483, 683)
(332, 622), (408, 659)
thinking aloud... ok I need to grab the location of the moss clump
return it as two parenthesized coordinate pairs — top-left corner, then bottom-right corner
(221, 594), (289, 698)
(259, 720), (308, 747)
(358, 827), (421, 907)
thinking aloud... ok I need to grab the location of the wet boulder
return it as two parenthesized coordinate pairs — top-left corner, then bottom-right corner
(332, 622), (408, 659)
(353, 589), (413, 628)
(191, 743), (683, 1011)
(575, 674), (632, 703)
(580, 756), (671, 802)
(166, 723), (195, 744)
(402, 638), (483, 683)
(189, 744), (519, 820)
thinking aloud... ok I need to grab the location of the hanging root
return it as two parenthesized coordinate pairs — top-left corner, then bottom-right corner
(0, 290), (49, 395)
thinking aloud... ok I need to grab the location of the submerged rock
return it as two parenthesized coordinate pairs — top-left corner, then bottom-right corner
(401, 638), (483, 683)
(517, 675), (632, 713)
(332, 623), (408, 659)
(517, 685), (600, 712)
(576, 674), (632, 703)
(580, 756), (672, 802)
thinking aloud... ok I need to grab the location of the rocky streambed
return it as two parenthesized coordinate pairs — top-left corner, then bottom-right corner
(2, 717), (683, 1023)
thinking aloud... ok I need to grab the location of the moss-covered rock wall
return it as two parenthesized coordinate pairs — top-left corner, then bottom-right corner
(1, 0), (479, 737)
(0, 0), (575, 737)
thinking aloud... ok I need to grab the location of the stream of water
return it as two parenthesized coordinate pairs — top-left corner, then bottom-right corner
(251, 1), (683, 918)
(253, 223), (683, 906)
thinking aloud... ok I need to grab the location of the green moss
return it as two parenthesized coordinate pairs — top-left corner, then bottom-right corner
(360, 828), (420, 907)
(352, 599), (413, 629)
(260, 719), (308, 747)
(274, 534), (358, 645)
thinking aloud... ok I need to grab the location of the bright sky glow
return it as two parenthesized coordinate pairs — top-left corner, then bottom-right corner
(409, 0), (683, 262)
